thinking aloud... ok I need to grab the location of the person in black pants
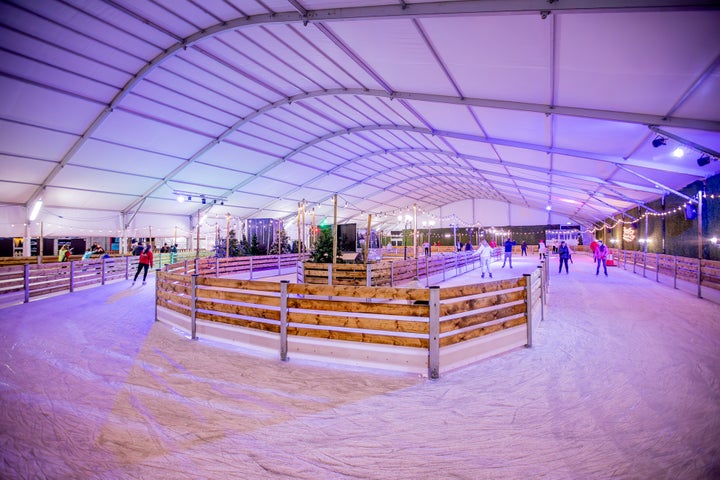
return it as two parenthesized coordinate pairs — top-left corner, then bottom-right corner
(558, 241), (571, 274)
(132, 244), (154, 285)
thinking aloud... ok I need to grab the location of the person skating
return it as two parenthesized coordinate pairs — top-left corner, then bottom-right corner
(478, 240), (493, 279)
(132, 244), (154, 285)
(558, 241), (571, 274)
(594, 240), (608, 276)
(501, 238), (516, 268)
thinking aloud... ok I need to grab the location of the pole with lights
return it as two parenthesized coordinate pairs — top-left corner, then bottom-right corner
(422, 220), (435, 256)
(398, 214), (412, 260)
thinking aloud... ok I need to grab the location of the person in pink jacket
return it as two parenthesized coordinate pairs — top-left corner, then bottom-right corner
(594, 240), (608, 276)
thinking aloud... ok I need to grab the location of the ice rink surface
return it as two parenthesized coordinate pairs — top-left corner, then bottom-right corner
(1, 253), (719, 479)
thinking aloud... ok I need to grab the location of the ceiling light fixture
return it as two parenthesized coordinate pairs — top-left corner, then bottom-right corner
(697, 155), (713, 167)
(177, 195), (185, 203)
(652, 136), (666, 148)
(29, 199), (42, 221)
(672, 147), (684, 158)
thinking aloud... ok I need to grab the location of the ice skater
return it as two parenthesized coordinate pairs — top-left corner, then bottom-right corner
(478, 240), (493, 279)
(594, 240), (608, 276)
(501, 237), (516, 268)
(132, 244), (154, 285)
(558, 241), (571, 274)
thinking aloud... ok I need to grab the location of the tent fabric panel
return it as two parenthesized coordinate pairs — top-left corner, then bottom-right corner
(0, 77), (106, 134)
(71, 140), (186, 179)
(553, 116), (649, 158)
(0, 119), (78, 164)
(473, 107), (550, 147)
(555, 11), (720, 115)
(92, 110), (213, 158)
(419, 14), (551, 104)
(329, 18), (453, 96)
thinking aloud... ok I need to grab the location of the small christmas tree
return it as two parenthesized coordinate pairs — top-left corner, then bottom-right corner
(227, 229), (240, 257)
(309, 227), (341, 263)
(250, 234), (261, 256)
(268, 229), (292, 254)
(239, 234), (250, 256)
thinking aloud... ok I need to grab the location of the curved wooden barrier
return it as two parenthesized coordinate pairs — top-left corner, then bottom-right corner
(155, 267), (546, 378)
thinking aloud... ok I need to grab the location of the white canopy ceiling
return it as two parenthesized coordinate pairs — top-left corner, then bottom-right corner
(1, 0), (720, 237)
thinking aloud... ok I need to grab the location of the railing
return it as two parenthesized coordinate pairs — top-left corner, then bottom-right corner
(164, 253), (308, 277)
(155, 265), (545, 378)
(0, 252), (301, 308)
(300, 249), (503, 286)
(616, 250), (720, 299)
(0, 256), (138, 306)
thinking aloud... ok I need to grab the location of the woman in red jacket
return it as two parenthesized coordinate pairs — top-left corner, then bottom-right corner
(132, 244), (154, 285)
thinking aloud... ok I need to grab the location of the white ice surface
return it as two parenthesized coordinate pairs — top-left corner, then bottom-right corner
(1, 254), (719, 479)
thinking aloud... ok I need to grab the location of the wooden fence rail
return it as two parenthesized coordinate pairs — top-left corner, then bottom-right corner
(0, 252), (295, 308)
(299, 249), (501, 287)
(155, 266), (545, 378)
(615, 249), (720, 298)
(0, 256), (138, 306)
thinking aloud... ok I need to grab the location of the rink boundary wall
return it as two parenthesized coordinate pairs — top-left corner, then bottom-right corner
(155, 267), (545, 378)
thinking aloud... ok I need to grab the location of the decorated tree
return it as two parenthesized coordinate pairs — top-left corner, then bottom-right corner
(227, 229), (240, 257)
(268, 229), (292, 254)
(250, 234), (265, 256)
(309, 227), (341, 263)
(239, 234), (250, 256)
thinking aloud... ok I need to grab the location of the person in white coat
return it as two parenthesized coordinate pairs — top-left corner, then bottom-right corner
(479, 240), (493, 279)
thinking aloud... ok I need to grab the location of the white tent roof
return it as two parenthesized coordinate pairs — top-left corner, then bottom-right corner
(2, 0), (720, 237)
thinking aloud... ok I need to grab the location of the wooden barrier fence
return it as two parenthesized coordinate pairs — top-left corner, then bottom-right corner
(299, 249), (502, 286)
(0, 256), (138, 306)
(163, 253), (308, 277)
(155, 266), (545, 378)
(0, 251), (279, 308)
(615, 250), (720, 298)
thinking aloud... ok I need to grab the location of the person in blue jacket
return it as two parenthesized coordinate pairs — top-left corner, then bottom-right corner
(501, 238), (516, 268)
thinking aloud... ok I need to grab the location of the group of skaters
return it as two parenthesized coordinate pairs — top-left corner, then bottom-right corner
(474, 236), (610, 279)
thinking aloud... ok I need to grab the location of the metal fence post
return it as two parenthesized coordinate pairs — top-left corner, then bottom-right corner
(366, 264), (372, 287)
(194, 258), (199, 275)
(279, 280), (289, 361)
(673, 256), (678, 289)
(425, 256), (430, 287)
(327, 263), (333, 286)
(184, 259), (188, 275)
(642, 251), (647, 278)
(249, 257), (254, 280)
(697, 258), (702, 299)
(428, 286), (440, 380)
(23, 264), (30, 303)
(101, 256), (107, 285)
(216, 256), (220, 277)
(390, 261), (394, 287)
(69, 261), (75, 293)
(125, 256), (130, 279)
(190, 274), (198, 340)
(524, 273), (533, 348)
(154, 269), (160, 321)
(655, 254), (659, 282)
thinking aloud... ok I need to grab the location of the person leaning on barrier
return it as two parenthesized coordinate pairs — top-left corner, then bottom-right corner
(594, 240), (609, 277)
